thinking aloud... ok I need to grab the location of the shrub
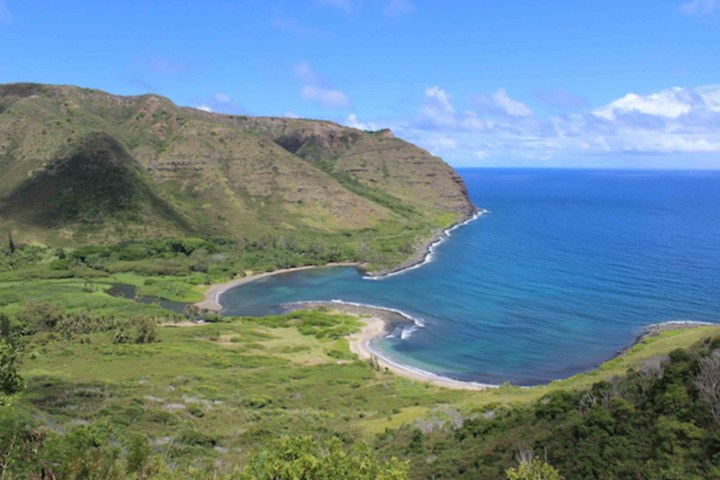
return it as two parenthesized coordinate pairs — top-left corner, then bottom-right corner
(0, 338), (23, 394)
(112, 327), (129, 344)
(133, 317), (158, 344)
(506, 458), (563, 480)
(17, 301), (64, 332)
(239, 435), (409, 480)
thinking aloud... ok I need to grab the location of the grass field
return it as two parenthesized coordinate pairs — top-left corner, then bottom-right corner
(7, 274), (718, 471)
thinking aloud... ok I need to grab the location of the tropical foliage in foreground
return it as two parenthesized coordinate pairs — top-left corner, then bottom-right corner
(377, 336), (720, 479)
(1, 240), (720, 478)
(0, 413), (408, 480)
(1, 292), (719, 478)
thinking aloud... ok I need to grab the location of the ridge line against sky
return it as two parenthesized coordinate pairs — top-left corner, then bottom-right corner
(1, 0), (719, 168)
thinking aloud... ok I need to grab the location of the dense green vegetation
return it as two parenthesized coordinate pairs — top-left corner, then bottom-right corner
(0, 83), (473, 272)
(0, 250), (719, 478)
(376, 335), (720, 479)
(0, 227), (719, 479)
(0, 235), (357, 303)
(0, 226), (447, 290)
(2, 83), (719, 478)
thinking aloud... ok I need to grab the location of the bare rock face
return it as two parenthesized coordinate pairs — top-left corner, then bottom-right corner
(0, 83), (475, 244)
(376, 128), (394, 139)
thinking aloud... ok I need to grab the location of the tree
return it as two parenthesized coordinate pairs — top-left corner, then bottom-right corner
(113, 327), (129, 344)
(694, 349), (720, 426)
(240, 435), (409, 480)
(506, 450), (563, 480)
(134, 317), (158, 344)
(17, 301), (64, 332)
(0, 338), (23, 395)
(0, 314), (11, 341)
(506, 459), (563, 480)
(124, 433), (152, 476)
(6, 231), (15, 255)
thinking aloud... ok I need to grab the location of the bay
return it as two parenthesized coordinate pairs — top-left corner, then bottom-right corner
(221, 169), (720, 385)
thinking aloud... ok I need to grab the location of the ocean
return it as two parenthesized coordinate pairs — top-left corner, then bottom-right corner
(220, 169), (720, 386)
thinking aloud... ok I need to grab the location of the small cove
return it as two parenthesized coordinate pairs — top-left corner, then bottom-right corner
(218, 169), (720, 385)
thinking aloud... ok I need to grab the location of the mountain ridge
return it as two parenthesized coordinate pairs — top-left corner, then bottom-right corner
(0, 82), (474, 266)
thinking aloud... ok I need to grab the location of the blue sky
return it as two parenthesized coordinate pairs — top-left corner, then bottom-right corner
(1, 0), (719, 168)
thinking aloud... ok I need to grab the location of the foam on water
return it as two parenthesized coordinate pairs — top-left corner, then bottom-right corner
(288, 299), (427, 328)
(363, 208), (488, 280)
(221, 169), (720, 385)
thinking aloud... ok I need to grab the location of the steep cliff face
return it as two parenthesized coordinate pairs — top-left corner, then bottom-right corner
(0, 83), (475, 247)
(233, 117), (475, 219)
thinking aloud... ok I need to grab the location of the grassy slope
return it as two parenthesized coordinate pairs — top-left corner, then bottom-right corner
(6, 276), (718, 471)
(4, 83), (711, 477)
(0, 83), (474, 271)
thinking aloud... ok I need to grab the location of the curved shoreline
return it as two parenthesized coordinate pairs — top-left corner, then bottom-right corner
(195, 263), (359, 312)
(616, 320), (717, 357)
(287, 300), (719, 389)
(195, 208), (486, 312)
(351, 316), (497, 391)
(193, 209), (717, 391)
(199, 288), (718, 390)
(363, 208), (487, 280)
(288, 300), (495, 390)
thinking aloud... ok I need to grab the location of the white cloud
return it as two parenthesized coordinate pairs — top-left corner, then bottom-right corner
(681, 0), (720, 15)
(553, 85), (720, 155)
(461, 111), (485, 131)
(374, 84), (720, 167)
(214, 93), (231, 104)
(284, 112), (300, 119)
(425, 86), (454, 114)
(418, 86), (458, 128)
(0, 0), (11, 24)
(416, 86), (527, 131)
(593, 87), (693, 120)
(471, 88), (533, 117)
(301, 85), (351, 109)
(492, 88), (534, 117)
(295, 61), (351, 110)
(294, 61), (321, 85)
(345, 114), (378, 130)
(426, 135), (457, 152)
(194, 93), (246, 114)
(195, 93), (242, 113)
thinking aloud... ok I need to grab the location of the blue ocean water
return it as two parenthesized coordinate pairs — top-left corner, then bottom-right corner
(221, 169), (720, 385)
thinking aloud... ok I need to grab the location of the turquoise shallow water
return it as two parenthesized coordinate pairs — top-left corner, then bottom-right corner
(221, 169), (720, 385)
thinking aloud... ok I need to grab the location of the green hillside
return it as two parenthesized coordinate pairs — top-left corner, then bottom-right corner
(0, 277), (718, 478)
(0, 83), (474, 269)
(11, 82), (719, 480)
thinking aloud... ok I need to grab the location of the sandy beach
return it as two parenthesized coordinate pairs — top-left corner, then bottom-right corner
(195, 263), (358, 312)
(198, 278), (718, 390)
(291, 301), (495, 390)
(190, 209), (494, 389)
(347, 314), (495, 390)
(196, 278), (497, 390)
(196, 208), (485, 313)
(191, 208), (720, 391)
